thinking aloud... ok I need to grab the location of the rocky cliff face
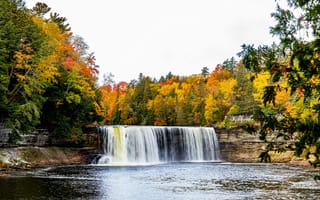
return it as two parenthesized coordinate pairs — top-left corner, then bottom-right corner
(0, 131), (99, 171)
(0, 121), (10, 146)
(0, 120), (49, 147)
(215, 128), (307, 165)
(215, 128), (265, 162)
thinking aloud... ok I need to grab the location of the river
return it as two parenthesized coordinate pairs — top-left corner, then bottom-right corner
(0, 162), (319, 199)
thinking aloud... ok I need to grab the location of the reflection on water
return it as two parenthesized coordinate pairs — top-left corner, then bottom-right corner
(0, 163), (319, 200)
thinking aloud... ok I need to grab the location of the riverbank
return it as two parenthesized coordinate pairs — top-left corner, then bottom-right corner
(0, 146), (311, 175)
(0, 127), (313, 174)
(0, 147), (95, 175)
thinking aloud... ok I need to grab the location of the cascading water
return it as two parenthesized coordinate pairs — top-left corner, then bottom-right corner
(93, 126), (220, 165)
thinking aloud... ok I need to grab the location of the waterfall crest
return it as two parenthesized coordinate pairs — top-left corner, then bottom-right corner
(93, 126), (220, 165)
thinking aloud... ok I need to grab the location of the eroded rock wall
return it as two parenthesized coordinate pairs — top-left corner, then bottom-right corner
(215, 128), (266, 162)
(215, 128), (306, 165)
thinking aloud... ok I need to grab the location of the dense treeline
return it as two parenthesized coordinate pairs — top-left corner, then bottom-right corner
(100, 59), (292, 128)
(100, 64), (258, 127)
(0, 0), (103, 142)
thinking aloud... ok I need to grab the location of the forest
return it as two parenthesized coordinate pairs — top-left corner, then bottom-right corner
(0, 0), (319, 165)
(0, 0), (102, 142)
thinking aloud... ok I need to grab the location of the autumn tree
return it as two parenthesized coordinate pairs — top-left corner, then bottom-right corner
(99, 73), (116, 123)
(181, 75), (206, 125)
(146, 77), (180, 126)
(0, 0), (57, 140)
(0, 0), (103, 144)
(205, 68), (237, 125)
(239, 0), (320, 167)
(39, 28), (103, 142)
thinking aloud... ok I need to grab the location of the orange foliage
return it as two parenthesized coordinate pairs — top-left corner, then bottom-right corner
(81, 64), (92, 77)
(296, 87), (305, 97)
(62, 57), (75, 70)
(64, 44), (75, 56)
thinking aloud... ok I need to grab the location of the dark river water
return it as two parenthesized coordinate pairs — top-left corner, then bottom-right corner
(0, 162), (319, 200)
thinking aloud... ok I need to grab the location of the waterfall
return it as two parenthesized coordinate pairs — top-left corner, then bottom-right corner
(93, 126), (220, 165)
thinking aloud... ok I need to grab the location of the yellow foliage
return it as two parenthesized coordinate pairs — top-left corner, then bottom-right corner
(15, 73), (26, 81)
(285, 93), (319, 122)
(285, 104), (297, 118)
(93, 101), (104, 117)
(219, 78), (236, 99)
(175, 82), (190, 104)
(309, 74), (320, 87)
(204, 95), (218, 124)
(228, 104), (240, 115)
(253, 71), (291, 108)
(32, 16), (66, 61)
(158, 82), (179, 96)
(253, 72), (270, 104)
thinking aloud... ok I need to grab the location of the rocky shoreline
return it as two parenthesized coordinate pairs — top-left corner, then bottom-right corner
(0, 147), (311, 176)
(0, 147), (96, 175)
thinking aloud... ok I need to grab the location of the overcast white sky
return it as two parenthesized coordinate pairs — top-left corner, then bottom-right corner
(26, 0), (279, 83)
